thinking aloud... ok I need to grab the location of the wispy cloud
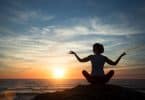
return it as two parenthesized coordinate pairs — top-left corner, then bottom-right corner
(44, 17), (143, 37)
(0, 16), (142, 63)
(10, 10), (55, 24)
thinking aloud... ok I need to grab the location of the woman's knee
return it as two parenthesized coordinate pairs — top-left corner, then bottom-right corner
(110, 70), (114, 75)
(82, 70), (90, 79)
(82, 70), (88, 75)
(106, 70), (114, 78)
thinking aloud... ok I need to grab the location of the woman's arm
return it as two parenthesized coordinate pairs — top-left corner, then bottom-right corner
(69, 51), (90, 62)
(105, 52), (126, 65)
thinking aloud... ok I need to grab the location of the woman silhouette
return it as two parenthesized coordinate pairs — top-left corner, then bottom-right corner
(69, 43), (126, 84)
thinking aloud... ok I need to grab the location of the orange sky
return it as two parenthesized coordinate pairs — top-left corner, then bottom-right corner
(1, 61), (145, 79)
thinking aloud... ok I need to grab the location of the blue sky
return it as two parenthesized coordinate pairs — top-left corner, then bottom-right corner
(0, 0), (145, 78)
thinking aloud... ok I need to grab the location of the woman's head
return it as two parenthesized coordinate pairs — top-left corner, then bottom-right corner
(93, 43), (104, 54)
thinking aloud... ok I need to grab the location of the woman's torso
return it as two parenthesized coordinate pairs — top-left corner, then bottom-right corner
(89, 54), (106, 76)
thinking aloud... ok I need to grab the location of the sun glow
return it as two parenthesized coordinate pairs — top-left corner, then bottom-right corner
(52, 67), (65, 79)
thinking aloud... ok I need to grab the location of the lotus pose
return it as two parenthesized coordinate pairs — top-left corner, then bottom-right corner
(69, 43), (126, 84)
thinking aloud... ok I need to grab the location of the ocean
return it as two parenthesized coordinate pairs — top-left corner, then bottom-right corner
(0, 79), (145, 100)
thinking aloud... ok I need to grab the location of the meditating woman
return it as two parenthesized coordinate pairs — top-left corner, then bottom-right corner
(69, 43), (126, 84)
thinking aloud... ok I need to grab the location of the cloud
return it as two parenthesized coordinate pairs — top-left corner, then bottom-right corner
(0, 16), (143, 64)
(8, 9), (55, 24)
(41, 17), (142, 37)
(0, 53), (34, 62)
(0, 61), (32, 74)
(1, 16), (139, 61)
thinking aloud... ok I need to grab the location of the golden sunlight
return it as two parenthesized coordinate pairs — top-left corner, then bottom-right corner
(52, 67), (65, 79)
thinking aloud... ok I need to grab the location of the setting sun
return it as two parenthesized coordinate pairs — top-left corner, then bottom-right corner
(52, 67), (65, 79)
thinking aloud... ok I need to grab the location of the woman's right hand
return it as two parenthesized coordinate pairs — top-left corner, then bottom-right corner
(69, 51), (76, 55)
(121, 52), (126, 57)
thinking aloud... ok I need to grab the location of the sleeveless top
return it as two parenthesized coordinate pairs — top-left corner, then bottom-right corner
(88, 54), (107, 76)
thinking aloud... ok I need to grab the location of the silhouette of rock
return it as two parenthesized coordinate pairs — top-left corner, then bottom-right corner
(32, 84), (145, 100)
